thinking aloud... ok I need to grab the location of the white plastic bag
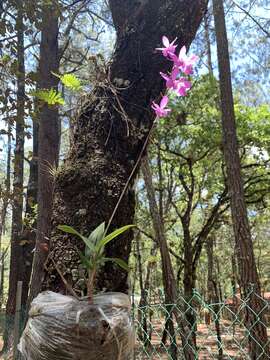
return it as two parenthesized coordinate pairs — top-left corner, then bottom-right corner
(18, 291), (134, 360)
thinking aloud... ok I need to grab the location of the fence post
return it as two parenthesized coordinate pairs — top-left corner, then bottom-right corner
(13, 281), (23, 360)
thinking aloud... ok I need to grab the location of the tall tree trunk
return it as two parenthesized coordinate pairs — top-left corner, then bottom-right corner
(142, 154), (197, 360)
(28, 0), (60, 303)
(213, 0), (269, 357)
(42, 0), (207, 298)
(0, 122), (11, 309)
(204, 13), (213, 75)
(21, 117), (39, 307)
(182, 226), (197, 349)
(3, 1), (25, 350)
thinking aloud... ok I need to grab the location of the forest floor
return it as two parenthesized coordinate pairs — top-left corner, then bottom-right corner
(135, 319), (270, 359)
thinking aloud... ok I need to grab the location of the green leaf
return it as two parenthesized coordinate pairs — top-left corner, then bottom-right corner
(96, 225), (134, 253)
(104, 257), (129, 271)
(53, 72), (82, 90)
(58, 225), (93, 252)
(78, 250), (92, 269)
(58, 225), (83, 238)
(31, 89), (65, 105)
(88, 222), (105, 246)
(84, 241), (96, 257)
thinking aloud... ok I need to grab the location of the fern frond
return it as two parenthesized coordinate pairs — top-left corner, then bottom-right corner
(32, 88), (65, 105)
(52, 72), (82, 91)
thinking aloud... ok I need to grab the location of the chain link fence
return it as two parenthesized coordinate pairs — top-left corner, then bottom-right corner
(0, 289), (270, 359)
(133, 289), (270, 359)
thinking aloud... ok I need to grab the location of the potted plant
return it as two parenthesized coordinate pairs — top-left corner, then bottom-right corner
(19, 223), (135, 360)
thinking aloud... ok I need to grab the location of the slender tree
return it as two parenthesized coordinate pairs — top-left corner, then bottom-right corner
(3, 0), (25, 350)
(213, 0), (269, 357)
(206, 235), (223, 359)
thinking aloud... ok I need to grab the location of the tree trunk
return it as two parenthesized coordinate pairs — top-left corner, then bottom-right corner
(204, 13), (213, 75)
(3, 2), (25, 351)
(213, 0), (269, 357)
(206, 236), (223, 360)
(136, 233), (155, 347)
(0, 248), (8, 310)
(142, 155), (196, 360)
(182, 223), (197, 350)
(42, 0), (208, 298)
(21, 117), (39, 307)
(28, 0), (60, 304)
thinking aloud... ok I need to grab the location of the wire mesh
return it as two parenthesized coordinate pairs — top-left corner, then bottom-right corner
(133, 289), (270, 359)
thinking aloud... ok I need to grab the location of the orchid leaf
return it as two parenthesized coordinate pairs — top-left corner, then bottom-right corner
(96, 224), (134, 253)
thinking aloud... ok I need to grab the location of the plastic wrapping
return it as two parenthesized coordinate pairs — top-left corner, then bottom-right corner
(18, 291), (134, 360)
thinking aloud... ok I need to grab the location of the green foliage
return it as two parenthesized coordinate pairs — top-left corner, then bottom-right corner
(32, 88), (65, 105)
(53, 73), (82, 91)
(30, 73), (82, 106)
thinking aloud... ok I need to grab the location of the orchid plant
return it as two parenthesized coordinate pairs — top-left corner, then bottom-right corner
(58, 222), (134, 302)
(152, 36), (198, 118)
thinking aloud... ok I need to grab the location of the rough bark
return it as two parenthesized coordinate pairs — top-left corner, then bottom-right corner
(213, 0), (269, 357)
(43, 0), (208, 298)
(28, 1), (60, 303)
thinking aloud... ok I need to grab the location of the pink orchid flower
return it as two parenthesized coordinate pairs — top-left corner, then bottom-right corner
(160, 67), (180, 90)
(151, 95), (171, 118)
(156, 36), (177, 58)
(170, 46), (198, 75)
(175, 78), (191, 97)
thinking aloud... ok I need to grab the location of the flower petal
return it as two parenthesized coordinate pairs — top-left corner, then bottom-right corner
(162, 36), (169, 47)
(179, 46), (186, 58)
(160, 95), (169, 108)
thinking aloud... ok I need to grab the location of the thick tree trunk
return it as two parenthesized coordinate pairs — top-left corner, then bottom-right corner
(3, 2), (25, 351)
(213, 0), (269, 357)
(43, 0), (207, 298)
(28, 1), (60, 304)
